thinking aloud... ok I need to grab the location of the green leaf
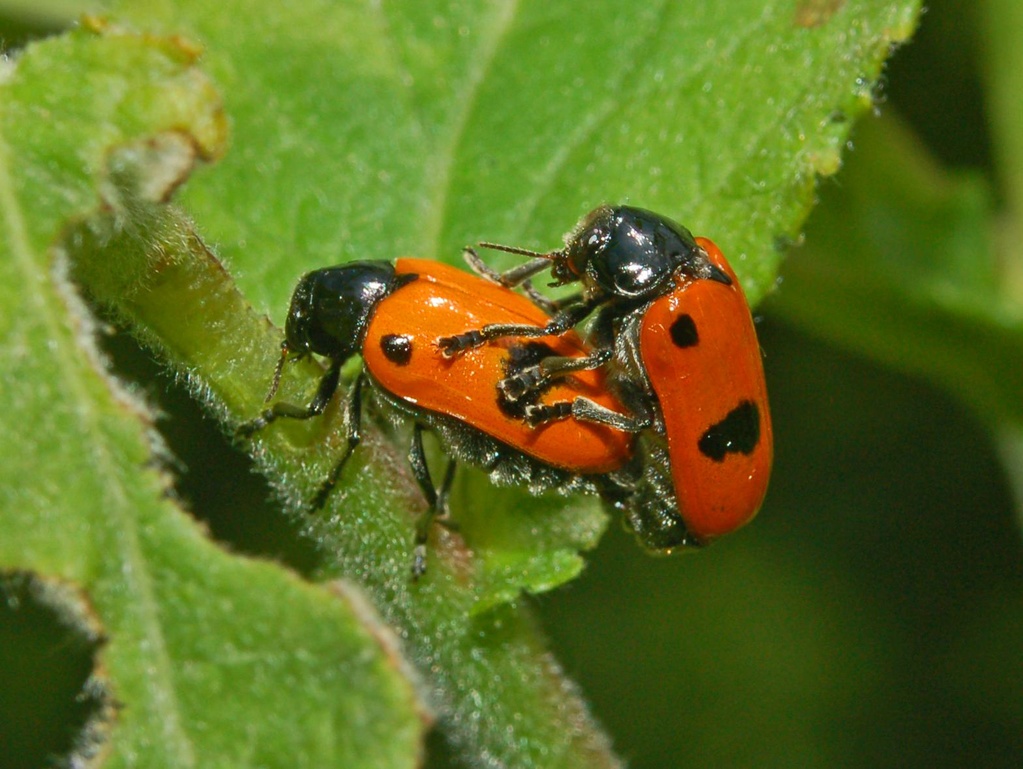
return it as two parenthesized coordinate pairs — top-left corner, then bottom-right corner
(0, 25), (422, 768)
(99, 0), (921, 605)
(5, 1), (921, 767)
(111, 0), (920, 311)
(453, 472), (608, 614)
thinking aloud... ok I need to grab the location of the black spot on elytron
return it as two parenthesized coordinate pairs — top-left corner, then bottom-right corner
(698, 400), (760, 461)
(380, 334), (413, 365)
(669, 314), (699, 348)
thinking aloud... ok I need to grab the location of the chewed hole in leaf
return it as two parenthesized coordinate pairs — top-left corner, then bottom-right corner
(95, 324), (324, 574)
(0, 571), (112, 769)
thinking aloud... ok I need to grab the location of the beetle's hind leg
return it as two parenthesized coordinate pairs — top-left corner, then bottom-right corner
(408, 424), (458, 578)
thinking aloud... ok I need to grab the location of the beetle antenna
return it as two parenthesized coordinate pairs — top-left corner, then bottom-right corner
(264, 342), (289, 403)
(477, 241), (558, 260)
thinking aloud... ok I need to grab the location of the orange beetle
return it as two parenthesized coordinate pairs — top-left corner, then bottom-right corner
(240, 257), (635, 574)
(439, 206), (772, 551)
(634, 237), (772, 541)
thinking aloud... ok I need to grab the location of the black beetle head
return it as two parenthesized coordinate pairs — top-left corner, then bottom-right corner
(559, 205), (704, 301)
(284, 261), (400, 362)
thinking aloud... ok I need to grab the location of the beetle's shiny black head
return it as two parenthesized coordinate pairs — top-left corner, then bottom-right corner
(557, 205), (705, 301)
(284, 261), (402, 362)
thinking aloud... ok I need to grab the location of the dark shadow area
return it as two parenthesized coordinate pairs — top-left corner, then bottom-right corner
(0, 7), (76, 54)
(0, 572), (109, 769)
(538, 318), (1023, 769)
(97, 326), (323, 575)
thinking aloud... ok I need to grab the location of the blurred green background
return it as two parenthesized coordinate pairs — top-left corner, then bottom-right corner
(533, 3), (1023, 767)
(2, 0), (1020, 767)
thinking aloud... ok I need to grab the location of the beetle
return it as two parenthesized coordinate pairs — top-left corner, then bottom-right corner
(438, 206), (773, 550)
(238, 257), (637, 575)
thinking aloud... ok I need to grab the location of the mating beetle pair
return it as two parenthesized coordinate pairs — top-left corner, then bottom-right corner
(239, 206), (773, 574)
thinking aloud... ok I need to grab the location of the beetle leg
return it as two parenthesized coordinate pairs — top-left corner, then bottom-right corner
(408, 424), (441, 578)
(519, 280), (558, 314)
(462, 246), (550, 287)
(499, 347), (614, 402)
(463, 245), (586, 315)
(520, 281), (586, 315)
(525, 396), (649, 432)
(411, 454), (460, 579)
(436, 298), (599, 357)
(309, 371), (366, 510)
(236, 360), (342, 437)
(435, 459), (457, 521)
